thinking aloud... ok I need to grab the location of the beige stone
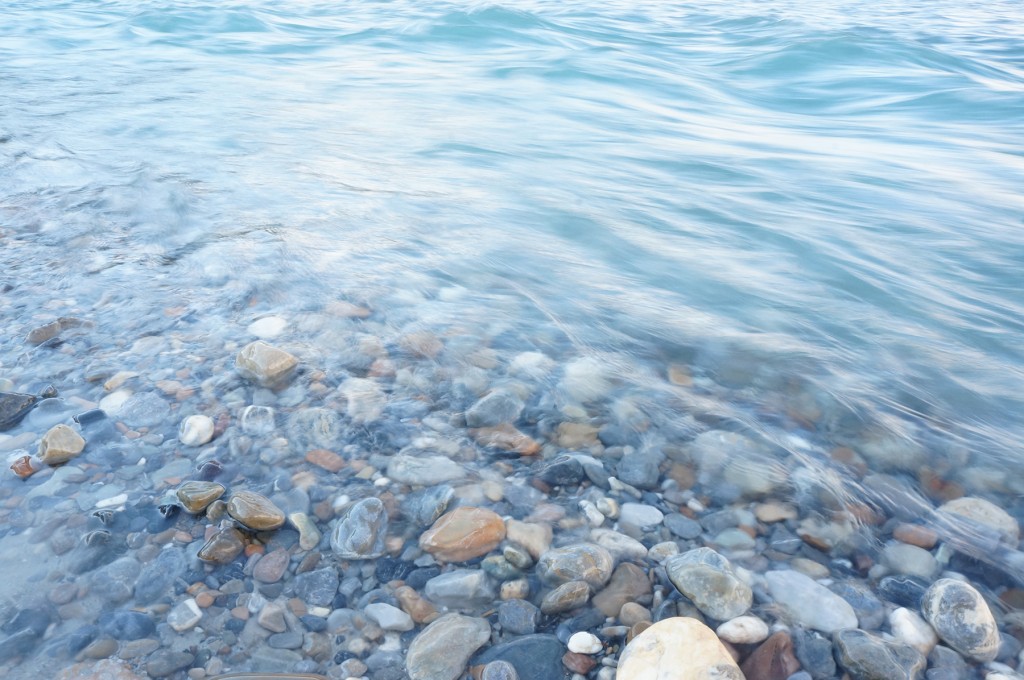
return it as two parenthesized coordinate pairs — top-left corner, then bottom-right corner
(235, 340), (298, 387)
(419, 507), (506, 562)
(227, 490), (286, 531)
(618, 617), (744, 680)
(39, 424), (86, 465)
(505, 519), (552, 560)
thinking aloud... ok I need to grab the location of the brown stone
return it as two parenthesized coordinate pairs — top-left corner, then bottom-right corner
(227, 490), (285, 531)
(556, 422), (600, 449)
(469, 424), (541, 455)
(665, 462), (695, 490)
(306, 448), (345, 473)
(541, 581), (591, 615)
(10, 455), (37, 479)
(893, 523), (938, 549)
(562, 651), (597, 674)
(197, 526), (246, 564)
(419, 507), (506, 562)
(668, 364), (693, 386)
(395, 585), (440, 624)
(740, 631), (801, 680)
(591, 563), (651, 617)
(176, 481), (226, 514)
(235, 340), (298, 387)
(253, 548), (290, 583)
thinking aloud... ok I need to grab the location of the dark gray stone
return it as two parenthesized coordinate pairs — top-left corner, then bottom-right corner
(267, 632), (304, 649)
(293, 567), (340, 607)
(793, 628), (836, 680)
(616, 449), (663, 490)
(834, 629), (925, 680)
(0, 392), (37, 431)
(536, 455), (584, 486)
(471, 634), (571, 680)
(664, 513), (703, 540)
(404, 485), (454, 527)
(876, 575), (928, 609)
(830, 581), (885, 630)
(146, 650), (195, 677)
(135, 547), (186, 605)
(0, 629), (38, 662)
(117, 392), (169, 427)
(89, 557), (140, 605)
(99, 611), (155, 640)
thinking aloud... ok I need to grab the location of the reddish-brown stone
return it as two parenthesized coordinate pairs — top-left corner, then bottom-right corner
(420, 507), (506, 562)
(562, 652), (597, 674)
(740, 631), (801, 680)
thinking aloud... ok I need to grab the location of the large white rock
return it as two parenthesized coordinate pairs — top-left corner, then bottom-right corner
(764, 570), (857, 633)
(618, 617), (743, 680)
(888, 607), (938, 656)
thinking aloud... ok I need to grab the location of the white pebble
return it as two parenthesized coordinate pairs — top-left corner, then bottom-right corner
(889, 607), (938, 656)
(179, 414), (215, 447)
(579, 500), (605, 527)
(95, 493), (128, 509)
(567, 631), (603, 655)
(716, 616), (770, 645)
(247, 315), (288, 339)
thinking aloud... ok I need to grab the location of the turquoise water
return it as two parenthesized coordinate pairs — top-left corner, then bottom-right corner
(2, 3), (1024, 491)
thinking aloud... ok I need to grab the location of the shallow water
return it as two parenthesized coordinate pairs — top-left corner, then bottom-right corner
(2, 0), (1024, 676)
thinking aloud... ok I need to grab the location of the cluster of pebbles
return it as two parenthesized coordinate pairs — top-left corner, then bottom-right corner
(1, 314), (1024, 680)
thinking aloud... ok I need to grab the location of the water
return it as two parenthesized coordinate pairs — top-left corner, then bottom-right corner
(1, 0), (1024, 675)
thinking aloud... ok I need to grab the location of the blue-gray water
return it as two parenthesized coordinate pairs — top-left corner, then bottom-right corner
(2, 1), (1024, 670)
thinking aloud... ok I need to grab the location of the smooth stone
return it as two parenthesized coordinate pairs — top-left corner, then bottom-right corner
(921, 578), (999, 662)
(540, 581), (591, 615)
(560, 357), (613, 403)
(176, 481), (226, 514)
(834, 629), (925, 680)
(537, 455), (585, 486)
(89, 557), (140, 604)
(365, 603), (414, 632)
(424, 569), (496, 609)
(619, 503), (664, 529)
(405, 614), (491, 680)
(567, 632), (602, 654)
(178, 415), (214, 447)
(293, 567), (339, 608)
(404, 485), (455, 527)
(419, 507), (506, 563)
(481, 660), (520, 680)
(288, 512), (322, 551)
(247, 315), (288, 339)
(939, 497), (1020, 547)
(664, 513), (703, 540)
(267, 632), (303, 649)
(740, 631), (800, 680)
(197, 527), (246, 564)
(38, 424), (86, 465)
(340, 377), (386, 423)
(240, 405), (276, 435)
(235, 341), (298, 387)
(616, 449), (664, 490)
(498, 599), (540, 635)
(881, 542), (939, 580)
(388, 455), (466, 486)
(331, 497), (388, 559)
(591, 563), (651, 618)
(166, 599), (202, 632)
(0, 392), (37, 431)
(146, 650), (194, 677)
(717, 616), (769, 645)
(927, 645), (970, 680)
(134, 548), (186, 604)
(99, 611), (155, 641)
(466, 390), (524, 428)
(116, 392), (169, 427)
(830, 581), (886, 631)
(877, 575), (929, 609)
(764, 569), (857, 633)
(889, 607), (938, 656)
(257, 602), (288, 633)
(505, 519), (552, 560)
(287, 408), (342, 450)
(227, 491), (286, 531)
(618, 617), (743, 680)
(665, 548), (752, 621)
(792, 628), (836, 680)
(590, 528), (648, 563)
(253, 549), (290, 583)
(536, 544), (614, 589)
(471, 634), (571, 680)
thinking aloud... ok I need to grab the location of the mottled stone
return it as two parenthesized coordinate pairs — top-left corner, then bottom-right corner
(293, 567), (339, 608)
(505, 519), (552, 560)
(764, 569), (857, 633)
(470, 424), (541, 456)
(536, 544), (614, 589)
(176, 481), (225, 514)
(834, 629), (925, 680)
(618, 617), (743, 680)
(888, 607), (938, 656)
(590, 528), (648, 563)
(591, 563), (651, 618)
(405, 614), (491, 680)
(340, 377), (386, 423)
(38, 424), (86, 465)
(666, 548), (752, 621)
(740, 631), (800, 680)
(921, 578), (999, 662)
(424, 569), (497, 609)
(227, 491), (286, 531)
(287, 408), (343, 450)
(236, 341), (298, 387)
(420, 507), (506, 562)
(331, 497), (388, 559)
(197, 526), (246, 564)
(166, 599), (202, 632)
(540, 581), (590, 615)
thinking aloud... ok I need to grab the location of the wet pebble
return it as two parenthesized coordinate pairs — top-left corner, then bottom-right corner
(591, 563), (650, 618)
(116, 392), (169, 427)
(197, 526), (246, 564)
(365, 602), (414, 631)
(834, 629), (925, 680)
(921, 577), (999, 662)
(331, 497), (388, 559)
(764, 569), (857, 633)
(405, 613), (491, 680)
(536, 455), (584, 486)
(388, 454), (467, 486)
(166, 599), (202, 632)
(419, 506), (506, 563)
(536, 543), (614, 589)
(38, 423), (86, 465)
(566, 631), (601, 654)
(740, 630), (800, 680)
(618, 617), (742, 680)
(540, 581), (591, 615)
(665, 547), (752, 621)
(253, 548), (290, 583)
(293, 567), (339, 608)
(176, 481), (226, 514)
(498, 599), (540, 635)
(146, 650), (194, 677)
(466, 390), (524, 428)
(227, 490), (286, 531)
(235, 340), (298, 387)
(99, 611), (155, 641)
(178, 415), (214, 446)
(424, 569), (496, 609)
(471, 634), (568, 680)
(481, 660), (520, 680)
(716, 615), (769, 645)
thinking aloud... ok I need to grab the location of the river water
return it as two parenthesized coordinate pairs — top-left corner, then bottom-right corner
(2, 0), (1024, 677)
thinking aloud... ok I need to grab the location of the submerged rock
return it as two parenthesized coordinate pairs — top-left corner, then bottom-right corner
(331, 497), (388, 560)
(0, 392), (37, 431)
(419, 507), (506, 563)
(388, 454), (466, 486)
(235, 340), (298, 387)
(938, 497), (1019, 547)
(38, 424), (86, 465)
(764, 569), (857, 633)
(176, 481), (226, 514)
(178, 414), (215, 447)
(834, 629), (925, 680)
(197, 526), (246, 564)
(921, 578), (999, 662)
(227, 491), (285, 531)
(405, 614), (490, 680)
(465, 390), (524, 428)
(666, 548), (752, 622)
(536, 544), (614, 589)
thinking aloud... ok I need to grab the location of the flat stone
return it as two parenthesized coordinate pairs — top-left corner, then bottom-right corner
(470, 424), (541, 456)
(591, 563), (651, 618)
(834, 629), (925, 680)
(717, 615), (769, 645)
(197, 526), (246, 564)
(740, 631), (800, 680)
(134, 548), (186, 604)
(536, 544), (614, 589)
(466, 390), (524, 428)
(420, 507), (506, 563)
(305, 448), (345, 472)
(236, 341), (298, 387)
(665, 548), (752, 621)
(56, 659), (142, 680)
(921, 578), (999, 662)
(764, 569), (857, 633)
(176, 481), (225, 514)
(293, 567), (339, 608)
(589, 528), (648, 563)
(253, 549), (290, 583)
(616, 449), (664, 490)
(99, 611), (155, 641)
(227, 491), (286, 531)
(166, 599), (202, 632)
(471, 635), (570, 680)
(618, 617), (743, 680)
(340, 377), (386, 423)
(146, 650), (194, 677)
(498, 599), (540, 635)
(388, 455), (466, 486)
(365, 603), (414, 632)
(424, 569), (496, 609)
(939, 497), (1019, 547)
(38, 424), (86, 465)
(0, 392), (37, 431)
(505, 519), (551, 560)
(331, 497), (388, 559)
(116, 392), (169, 427)
(881, 542), (938, 581)
(405, 614), (491, 680)
(619, 503), (664, 529)
(540, 581), (590, 615)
